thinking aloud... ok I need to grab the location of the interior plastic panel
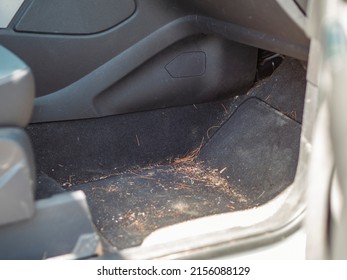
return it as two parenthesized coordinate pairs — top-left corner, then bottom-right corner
(0, 129), (36, 227)
(0, 0), (309, 122)
(165, 51), (206, 78)
(0, 191), (100, 259)
(15, 0), (136, 35)
(93, 36), (257, 118)
(1, 1), (191, 97)
(0, 45), (35, 227)
(33, 35), (257, 122)
(188, 0), (308, 45)
(0, 45), (34, 127)
(1, 0), (308, 96)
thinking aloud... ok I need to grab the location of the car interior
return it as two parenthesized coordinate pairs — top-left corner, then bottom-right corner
(0, 0), (318, 259)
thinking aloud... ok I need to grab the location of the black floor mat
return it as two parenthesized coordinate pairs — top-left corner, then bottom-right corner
(198, 98), (301, 205)
(70, 98), (301, 249)
(71, 162), (249, 249)
(250, 58), (306, 123)
(27, 98), (242, 187)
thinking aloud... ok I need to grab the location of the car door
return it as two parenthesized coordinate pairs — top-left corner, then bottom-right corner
(305, 0), (347, 259)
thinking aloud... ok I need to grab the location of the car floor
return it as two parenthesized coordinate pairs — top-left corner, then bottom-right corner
(27, 57), (306, 250)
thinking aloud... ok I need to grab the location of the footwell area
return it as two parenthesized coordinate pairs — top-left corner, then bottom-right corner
(28, 58), (306, 250)
(70, 98), (301, 249)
